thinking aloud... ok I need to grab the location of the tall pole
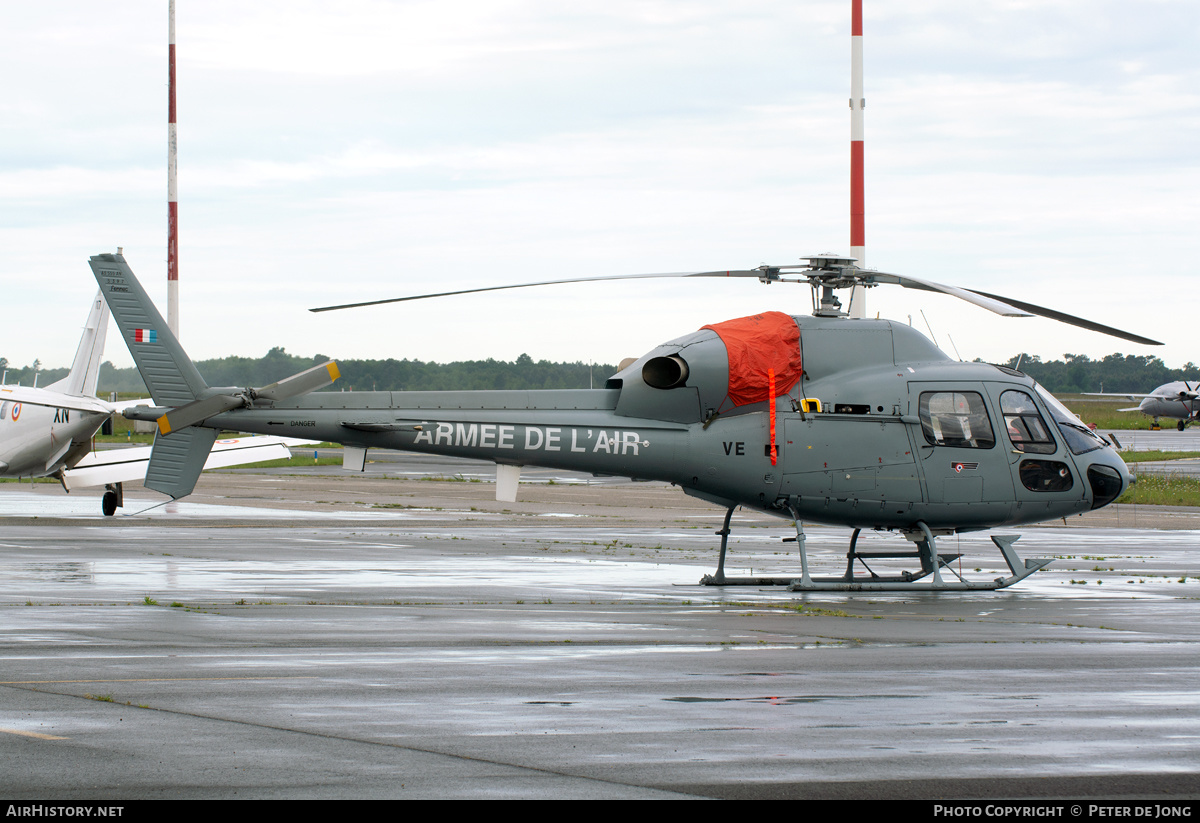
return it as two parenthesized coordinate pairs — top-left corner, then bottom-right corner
(849, 0), (866, 318)
(167, 0), (180, 338)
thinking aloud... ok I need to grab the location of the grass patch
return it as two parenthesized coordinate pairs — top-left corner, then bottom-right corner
(1118, 475), (1200, 507)
(1058, 396), (1148, 430)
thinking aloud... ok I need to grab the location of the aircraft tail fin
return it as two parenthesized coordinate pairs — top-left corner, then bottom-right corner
(89, 251), (209, 406)
(45, 290), (110, 398)
(145, 427), (220, 500)
(90, 251), (214, 499)
(91, 251), (340, 501)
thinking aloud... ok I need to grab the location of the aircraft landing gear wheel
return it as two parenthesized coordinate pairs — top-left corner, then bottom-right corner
(102, 490), (118, 517)
(1179, 420), (1186, 431)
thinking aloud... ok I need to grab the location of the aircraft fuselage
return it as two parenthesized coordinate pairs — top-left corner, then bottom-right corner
(1138, 382), (1200, 422)
(168, 317), (1131, 533)
(0, 393), (107, 477)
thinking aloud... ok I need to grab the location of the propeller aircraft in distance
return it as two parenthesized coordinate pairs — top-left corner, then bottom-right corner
(1086, 382), (1200, 431)
(1, 290), (295, 515)
(95, 250), (1159, 591)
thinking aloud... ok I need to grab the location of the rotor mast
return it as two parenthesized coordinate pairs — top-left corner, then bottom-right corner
(848, 0), (866, 318)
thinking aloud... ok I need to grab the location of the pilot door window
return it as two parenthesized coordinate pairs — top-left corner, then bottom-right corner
(918, 391), (996, 449)
(1000, 390), (1056, 454)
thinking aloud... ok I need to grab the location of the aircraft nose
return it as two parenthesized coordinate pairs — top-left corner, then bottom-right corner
(1085, 453), (1130, 510)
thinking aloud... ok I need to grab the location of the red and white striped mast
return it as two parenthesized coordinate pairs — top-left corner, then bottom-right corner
(849, 0), (866, 318)
(167, 0), (180, 338)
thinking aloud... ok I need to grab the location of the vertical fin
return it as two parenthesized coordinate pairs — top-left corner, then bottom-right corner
(46, 291), (109, 398)
(145, 427), (219, 500)
(92, 252), (215, 501)
(89, 252), (207, 406)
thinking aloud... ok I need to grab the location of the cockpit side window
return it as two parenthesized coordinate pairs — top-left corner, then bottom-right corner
(1001, 390), (1056, 454)
(1033, 383), (1107, 456)
(919, 391), (995, 449)
(0, 401), (7, 420)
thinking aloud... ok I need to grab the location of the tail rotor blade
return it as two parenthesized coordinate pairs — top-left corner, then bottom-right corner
(255, 361), (341, 402)
(156, 362), (342, 435)
(157, 394), (245, 435)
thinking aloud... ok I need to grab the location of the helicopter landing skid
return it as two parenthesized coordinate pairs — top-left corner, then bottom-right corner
(698, 509), (1053, 591)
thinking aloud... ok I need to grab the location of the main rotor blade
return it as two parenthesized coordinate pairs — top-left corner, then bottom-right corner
(869, 272), (1162, 346)
(309, 270), (765, 312)
(867, 272), (1034, 317)
(965, 289), (1163, 346)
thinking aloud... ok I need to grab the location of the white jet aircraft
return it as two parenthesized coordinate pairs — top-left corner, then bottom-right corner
(1, 291), (293, 514)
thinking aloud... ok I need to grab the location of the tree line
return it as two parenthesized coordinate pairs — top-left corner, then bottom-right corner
(2, 349), (1195, 396)
(1001, 353), (1199, 394)
(0, 349), (618, 395)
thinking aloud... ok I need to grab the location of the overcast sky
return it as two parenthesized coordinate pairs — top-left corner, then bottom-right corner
(2, 1), (1197, 377)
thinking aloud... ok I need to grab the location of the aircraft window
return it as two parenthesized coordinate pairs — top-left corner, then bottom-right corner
(1019, 459), (1074, 493)
(1000, 390), (1056, 454)
(1033, 383), (1106, 455)
(919, 391), (995, 449)
(0, 401), (6, 420)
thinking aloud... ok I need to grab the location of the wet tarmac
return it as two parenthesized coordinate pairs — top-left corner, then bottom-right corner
(2, 470), (1200, 799)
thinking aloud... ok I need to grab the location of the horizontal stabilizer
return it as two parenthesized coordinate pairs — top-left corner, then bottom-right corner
(341, 421), (414, 432)
(61, 436), (293, 491)
(0, 384), (113, 415)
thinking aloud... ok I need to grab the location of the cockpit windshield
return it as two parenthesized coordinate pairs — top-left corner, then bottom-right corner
(1034, 383), (1108, 455)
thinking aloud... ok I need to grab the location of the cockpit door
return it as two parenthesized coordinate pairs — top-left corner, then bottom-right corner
(909, 382), (1015, 525)
(983, 384), (1084, 511)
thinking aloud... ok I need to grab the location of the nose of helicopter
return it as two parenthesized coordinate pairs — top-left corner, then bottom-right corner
(1082, 448), (1131, 510)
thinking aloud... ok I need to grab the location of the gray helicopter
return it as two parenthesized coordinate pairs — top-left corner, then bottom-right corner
(94, 251), (1159, 591)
